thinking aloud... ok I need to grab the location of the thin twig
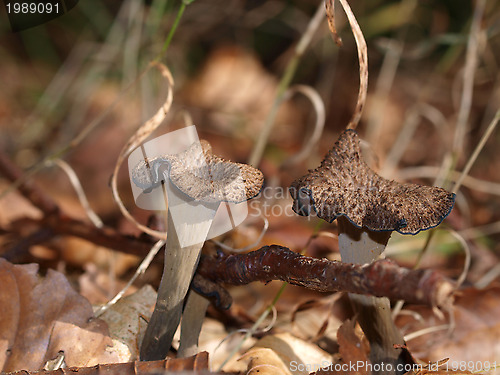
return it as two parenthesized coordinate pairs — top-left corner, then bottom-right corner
(6, 216), (154, 258)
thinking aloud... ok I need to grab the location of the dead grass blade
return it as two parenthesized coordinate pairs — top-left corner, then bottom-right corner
(280, 84), (326, 168)
(326, 0), (368, 130)
(111, 61), (174, 239)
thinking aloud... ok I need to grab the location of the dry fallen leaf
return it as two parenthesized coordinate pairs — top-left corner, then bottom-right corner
(313, 319), (370, 375)
(0, 258), (118, 372)
(336, 319), (370, 375)
(399, 285), (500, 366)
(98, 284), (157, 362)
(243, 332), (333, 375)
(183, 46), (303, 145)
(290, 295), (343, 343)
(4, 351), (211, 375)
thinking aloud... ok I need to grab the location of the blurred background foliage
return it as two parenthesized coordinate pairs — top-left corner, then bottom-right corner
(1, 0), (500, 262)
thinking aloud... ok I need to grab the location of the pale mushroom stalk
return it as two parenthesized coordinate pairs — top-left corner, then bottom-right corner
(290, 130), (455, 375)
(132, 140), (263, 361)
(140, 179), (219, 361)
(337, 216), (406, 372)
(178, 290), (211, 357)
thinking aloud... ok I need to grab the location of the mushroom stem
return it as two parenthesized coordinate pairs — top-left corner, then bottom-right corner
(140, 183), (219, 361)
(178, 291), (210, 358)
(133, 139), (264, 361)
(337, 216), (407, 375)
(140, 211), (203, 360)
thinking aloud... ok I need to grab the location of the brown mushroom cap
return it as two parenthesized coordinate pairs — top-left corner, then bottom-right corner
(132, 140), (263, 203)
(289, 130), (455, 235)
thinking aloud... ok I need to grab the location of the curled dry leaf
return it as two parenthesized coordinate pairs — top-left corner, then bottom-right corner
(243, 333), (333, 375)
(0, 258), (117, 372)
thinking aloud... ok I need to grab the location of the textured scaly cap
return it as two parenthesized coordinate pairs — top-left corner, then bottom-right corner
(289, 130), (455, 235)
(132, 140), (263, 203)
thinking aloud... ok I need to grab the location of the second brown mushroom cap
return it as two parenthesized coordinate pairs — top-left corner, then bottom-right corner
(290, 129), (455, 235)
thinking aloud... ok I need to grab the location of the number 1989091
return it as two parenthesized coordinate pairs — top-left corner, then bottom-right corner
(6, 2), (60, 14)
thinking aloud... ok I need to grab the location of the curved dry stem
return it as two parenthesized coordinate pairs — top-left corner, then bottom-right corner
(280, 84), (326, 168)
(110, 61), (174, 240)
(443, 229), (471, 288)
(382, 103), (449, 176)
(248, 2), (324, 167)
(214, 305), (277, 357)
(404, 324), (450, 342)
(331, 0), (368, 130)
(452, 109), (500, 194)
(217, 283), (287, 372)
(396, 165), (500, 197)
(212, 216), (269, 253)
(94, 239), (165, 318)
(453, 0), (486, 156)
(0, 64), (153, 203)
(475, 262), (500, 289)
(47, 159), (103, 228)
(392, 309), (424, 322)
(324, 0), (343, 46)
